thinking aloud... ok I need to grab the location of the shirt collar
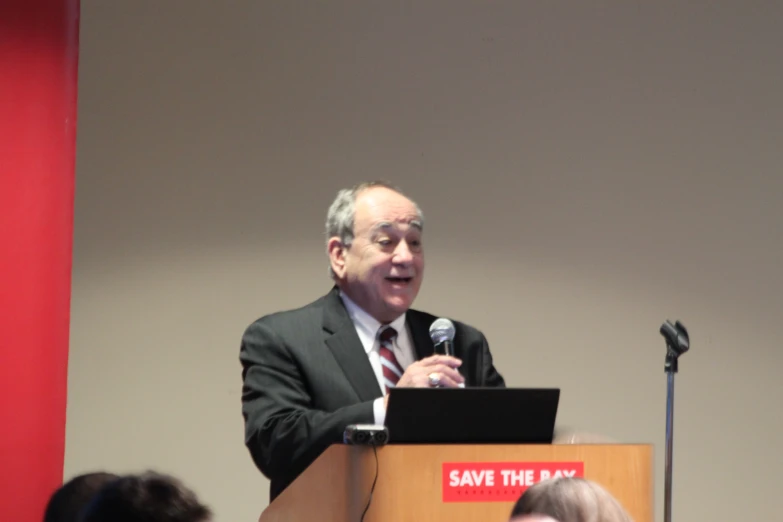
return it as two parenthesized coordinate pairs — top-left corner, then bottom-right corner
(339, 290), (407, 354)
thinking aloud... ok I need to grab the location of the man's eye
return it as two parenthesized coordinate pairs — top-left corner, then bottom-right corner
(378, 239), (392, 246)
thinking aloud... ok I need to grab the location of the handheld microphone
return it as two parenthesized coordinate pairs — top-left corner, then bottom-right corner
(429, 318), (456, 357)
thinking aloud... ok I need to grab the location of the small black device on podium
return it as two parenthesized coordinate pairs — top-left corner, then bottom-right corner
(343, 424), (389, 446)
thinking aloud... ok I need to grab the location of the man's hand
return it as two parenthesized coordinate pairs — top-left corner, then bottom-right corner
(397, 355), (464, 388)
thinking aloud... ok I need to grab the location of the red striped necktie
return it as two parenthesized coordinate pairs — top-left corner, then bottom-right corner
(378, 326), (403, 392)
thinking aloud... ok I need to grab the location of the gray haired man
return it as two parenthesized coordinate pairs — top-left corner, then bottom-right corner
(240, 181), (505, 501)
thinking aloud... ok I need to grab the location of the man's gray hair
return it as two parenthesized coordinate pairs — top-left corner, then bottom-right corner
(325, 181), (424, 279)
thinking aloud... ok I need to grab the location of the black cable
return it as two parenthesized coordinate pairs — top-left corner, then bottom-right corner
(359, 445), (379, 522)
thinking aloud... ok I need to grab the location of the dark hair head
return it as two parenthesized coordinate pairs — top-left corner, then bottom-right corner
(43, 472), (120, 522)
(80, 471), (212, 522)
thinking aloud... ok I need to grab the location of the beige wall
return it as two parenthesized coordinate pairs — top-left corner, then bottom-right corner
(68, 2), (783, 521)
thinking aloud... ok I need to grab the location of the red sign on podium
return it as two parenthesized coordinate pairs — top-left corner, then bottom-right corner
(442, 461), (585, 502)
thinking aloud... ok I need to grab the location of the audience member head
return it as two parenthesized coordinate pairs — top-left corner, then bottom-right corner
(80, 471), (212, 522)
(43, 471), (120, 522)
(509, 477), (632, 522)
(326, 180), (425, 323)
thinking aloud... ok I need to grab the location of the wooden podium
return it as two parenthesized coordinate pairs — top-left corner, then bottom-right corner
(258, 443), (653, 522)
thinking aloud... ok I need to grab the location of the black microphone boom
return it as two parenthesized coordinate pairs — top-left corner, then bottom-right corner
(659, 319), (690, 522)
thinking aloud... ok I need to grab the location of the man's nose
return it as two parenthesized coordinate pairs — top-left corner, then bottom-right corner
(392, 241), (414, 264)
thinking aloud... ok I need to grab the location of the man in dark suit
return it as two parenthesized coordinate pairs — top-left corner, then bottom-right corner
(240, 181), (505, 501)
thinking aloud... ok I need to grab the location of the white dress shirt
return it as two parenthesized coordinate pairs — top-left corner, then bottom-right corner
(339, 291), (416, 425)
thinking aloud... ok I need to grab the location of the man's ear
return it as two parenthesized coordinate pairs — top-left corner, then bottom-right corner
(327, 237), (347, 278)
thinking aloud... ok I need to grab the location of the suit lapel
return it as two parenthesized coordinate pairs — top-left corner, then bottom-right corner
(407, 309), (436, 361)
(322, 288), (383, 401)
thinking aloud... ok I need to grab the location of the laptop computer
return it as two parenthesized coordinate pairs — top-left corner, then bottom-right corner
(384, 387), (560, 444)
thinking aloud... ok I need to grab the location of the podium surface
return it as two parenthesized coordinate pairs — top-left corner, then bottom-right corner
(258, 444), (653, 522)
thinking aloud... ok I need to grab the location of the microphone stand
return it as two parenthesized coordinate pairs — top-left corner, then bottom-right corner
(659, 320), (689, 522)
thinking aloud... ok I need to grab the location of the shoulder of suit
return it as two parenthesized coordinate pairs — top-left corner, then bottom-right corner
(407, 308), (483, 337)
(245, 292), (328, 329)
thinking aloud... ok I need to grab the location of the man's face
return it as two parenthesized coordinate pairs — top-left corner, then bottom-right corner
(330, 187), (424, 323)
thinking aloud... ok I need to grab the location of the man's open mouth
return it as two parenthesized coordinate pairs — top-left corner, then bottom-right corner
(386, 277), (413, 284)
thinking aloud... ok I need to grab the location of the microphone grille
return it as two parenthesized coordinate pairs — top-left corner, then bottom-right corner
(429, 318), (456, 343)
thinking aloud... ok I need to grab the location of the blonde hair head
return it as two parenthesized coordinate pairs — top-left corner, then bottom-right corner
(509, 477), (633, 522)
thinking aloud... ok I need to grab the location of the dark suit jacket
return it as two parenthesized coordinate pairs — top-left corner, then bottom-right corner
(239, 286), (505, 501)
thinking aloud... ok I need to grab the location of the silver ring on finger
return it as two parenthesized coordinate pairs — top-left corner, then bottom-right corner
(428, 372), (441, 387)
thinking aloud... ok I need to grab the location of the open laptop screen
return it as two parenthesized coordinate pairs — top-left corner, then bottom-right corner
(384, 387), (560, 444)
